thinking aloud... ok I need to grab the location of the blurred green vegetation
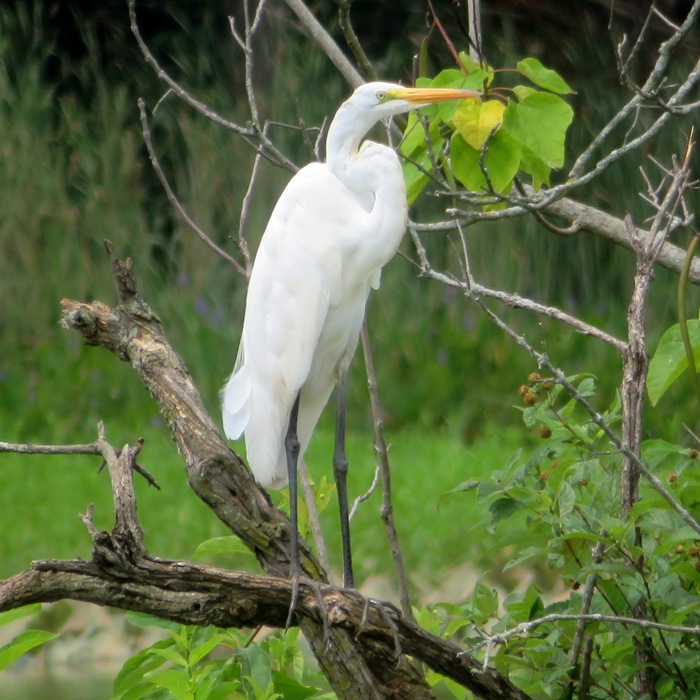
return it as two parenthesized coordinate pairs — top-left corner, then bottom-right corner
(0, 1), (698, 586)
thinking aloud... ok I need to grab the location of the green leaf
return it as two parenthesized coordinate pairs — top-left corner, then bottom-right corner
(445, 479), (481, 494)
(517, 58), (575, 94)
(452, 99), (505, 150)
(188, 632), (229, 666)
(503, 545), (546, 572)
(0, 629), (59, 671)
(150, 647), (189, 668)
(520, 147), (551, 190)
(513, 85), (538, 102)
(125, 612), (183, 632)
(503, 93), (573, 168)
(144, 668), (192, 700)
(647, 320), (700, 405)
(471, 581), (499, 618)
(192, 535), (250, 560)
(400, 111), (446, 204)
(399, 111), (427, 158)
(0, 604), (43, 627)
(450, 131), (521, 194)
(113, 639), (174, 696)
(641, 439), (686, 468)
(271, 670), (319, 700)
(458, 53), (495, 87)
(489, 497), (525, 522)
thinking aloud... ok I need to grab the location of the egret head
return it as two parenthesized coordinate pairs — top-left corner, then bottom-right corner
(326, 81), (481, 175)
(347, 81), (480, 120)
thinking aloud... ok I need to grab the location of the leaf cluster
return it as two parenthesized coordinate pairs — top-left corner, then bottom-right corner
(112, 614), (329, 700)
(435, 374), (700, 698)
(400, 54), (574, 203)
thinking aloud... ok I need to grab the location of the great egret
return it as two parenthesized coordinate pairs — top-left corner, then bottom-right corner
(222, 81), (479, 588)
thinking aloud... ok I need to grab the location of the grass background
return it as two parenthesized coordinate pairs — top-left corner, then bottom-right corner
(1, 3), (699, 696)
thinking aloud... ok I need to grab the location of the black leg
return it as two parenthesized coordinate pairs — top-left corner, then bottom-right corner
(285, 392), (302, 577)
(333, 370), (355, 588)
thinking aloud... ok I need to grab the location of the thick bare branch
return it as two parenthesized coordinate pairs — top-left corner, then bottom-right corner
(0, 553), (533, 700)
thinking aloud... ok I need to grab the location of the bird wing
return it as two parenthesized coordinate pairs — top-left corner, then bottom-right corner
(224, 164), (351, 486)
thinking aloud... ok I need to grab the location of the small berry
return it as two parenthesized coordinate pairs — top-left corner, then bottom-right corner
(528, 372), (542, 384)
(518, 384), (529, 396)
(572, 581), (581, 591)
(542, 379), (555, 391)
(668, 473), (678, 483)
(539, 471), (549, 481)
(578, 477), (589, 486)
(689, 448), (698, 459)
(688, 546), (699, 557)
(675, 544), (685, 554)
(523, 391), (537, 406)
(538, 426), (552, 439)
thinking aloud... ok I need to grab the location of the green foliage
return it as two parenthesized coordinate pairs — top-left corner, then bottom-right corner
(112, 614), (329, 700)
(648, 320), (700, 406)
(441, 373), (700, 698)
(0, 605), (59, 672)
(400, 54), (574, 202)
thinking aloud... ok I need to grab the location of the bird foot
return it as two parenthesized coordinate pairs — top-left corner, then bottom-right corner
(286, 574), (333, 652)
(357, 596), (403, 663)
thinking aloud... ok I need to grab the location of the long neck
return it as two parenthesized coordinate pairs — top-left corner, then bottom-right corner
(326, 105), (408, 270)
(325, 102), (377, 187)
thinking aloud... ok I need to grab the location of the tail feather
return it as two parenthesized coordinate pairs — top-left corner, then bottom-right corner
(221, 362), (251, 440)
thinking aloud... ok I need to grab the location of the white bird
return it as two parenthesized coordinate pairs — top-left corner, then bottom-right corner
(222, 81), (479, 587)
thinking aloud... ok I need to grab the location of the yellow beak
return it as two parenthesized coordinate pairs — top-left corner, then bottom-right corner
(387, 87), (481, 104)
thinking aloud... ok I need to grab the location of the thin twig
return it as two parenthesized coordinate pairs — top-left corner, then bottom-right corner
(409, 221), (627, 352)
(127, 0), (295, 171)
(0, 424), (160, 489)
(237, 123), (275, 277)
(228, 0), (268, 127)
(427, 0), (464, 72)
(349, 464), (381, 521)
(568, 538), (606, 699)
(360, 323), (415, 623)
(463, 613), (700, 655)
(137, 99), (247, 277)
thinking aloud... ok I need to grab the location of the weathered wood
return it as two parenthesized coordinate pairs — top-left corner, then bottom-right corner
(0, 554), (531, 700)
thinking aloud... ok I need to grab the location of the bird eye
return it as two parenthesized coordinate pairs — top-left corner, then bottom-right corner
(376, 90), (386, 101)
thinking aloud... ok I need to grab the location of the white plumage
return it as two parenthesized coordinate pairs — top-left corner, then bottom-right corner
(222, 82), (478, 492)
